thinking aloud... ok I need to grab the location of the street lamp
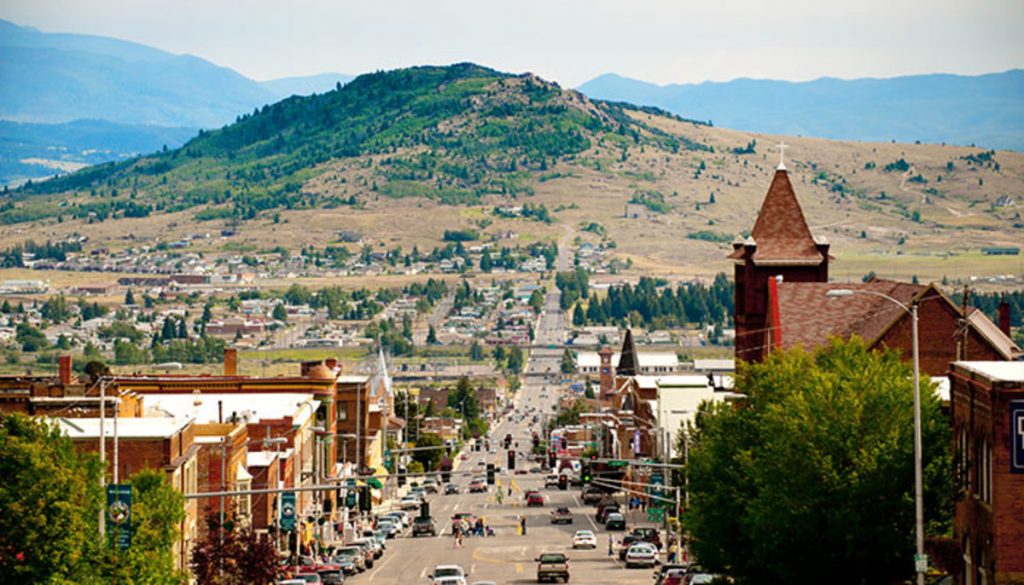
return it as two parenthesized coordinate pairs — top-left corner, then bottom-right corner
(826, 288), (925, 583)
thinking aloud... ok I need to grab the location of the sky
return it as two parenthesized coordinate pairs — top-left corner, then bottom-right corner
(2, 0), (1023, 87)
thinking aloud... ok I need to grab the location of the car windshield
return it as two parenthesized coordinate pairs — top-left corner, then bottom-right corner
(336, 548), (359, 558)
(434, 567), (463, 577)
(575, 531), (593, 537)
(539, 554), (566, 563)
(415, 517), (432, 524)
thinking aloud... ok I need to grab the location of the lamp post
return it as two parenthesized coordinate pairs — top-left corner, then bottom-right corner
(827, 288), (925, 583)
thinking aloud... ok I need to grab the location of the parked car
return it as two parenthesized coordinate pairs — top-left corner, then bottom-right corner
(685, 575), (716, 585)
(624, 542), (658, 568)
(662, 569), (687, 585)
(572, 530), (597, 549)
(535, 552), (570, 583)
(351, 539), (376, 568)
(413, 516), (438, 537)
(288, 573), (323, 584)
(654, 564), (691, 585)
(549, 506), (572, 524)
(315, 565), (345, 585)
(332, 547), (365, 573)
(604, 513), (626, 530)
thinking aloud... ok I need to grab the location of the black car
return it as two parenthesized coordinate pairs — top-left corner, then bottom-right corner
(444, 483), (460, 495)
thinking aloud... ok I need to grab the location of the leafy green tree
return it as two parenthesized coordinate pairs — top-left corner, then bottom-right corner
(528, 288), (545, 314)
(272, 303), (288, 322)
(55, 333), (72, 350)
(115, 469), (186, 584)
(41, 295), (72, 322)
(469, 341), (484, 361)
(0, 414), (102, 582)
(411, 433), (444, 470)
(426, 325), (438, 344)
(584, 380), (595, 399)
(506, 346), (524, 373)
(560, 349), (576, 374)
(684, 339), (952, 584)
(15, 322), (48, 352)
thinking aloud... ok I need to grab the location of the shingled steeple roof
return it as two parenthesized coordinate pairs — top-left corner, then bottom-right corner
(616, 328), (639, 377)
(728, 169), (825, 264)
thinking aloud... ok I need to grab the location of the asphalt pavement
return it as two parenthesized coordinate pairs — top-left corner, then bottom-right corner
(346, 281), (664, 585)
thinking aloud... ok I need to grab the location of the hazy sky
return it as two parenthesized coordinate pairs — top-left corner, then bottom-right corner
(2, 0), (1022, 86)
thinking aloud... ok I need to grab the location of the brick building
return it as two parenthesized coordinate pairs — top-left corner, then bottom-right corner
(764, 280), (1021, 375)
(729, 166), (831, 364)
(731, 160), (1020, 370)
(54, 417), (201, 573)
(949, 361), (1024, 584)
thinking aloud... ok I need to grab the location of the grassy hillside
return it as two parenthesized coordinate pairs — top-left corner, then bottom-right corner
(2, 63), (1022, 284)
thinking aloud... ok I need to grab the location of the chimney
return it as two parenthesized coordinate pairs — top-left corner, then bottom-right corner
(998, 298), (1011, 337)
(58, 354), (72, 385)
(223, 348), (238, 376)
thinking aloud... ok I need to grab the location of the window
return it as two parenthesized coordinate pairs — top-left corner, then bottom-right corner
(338, 405), (348, 421)
(236, 479), (251, 518)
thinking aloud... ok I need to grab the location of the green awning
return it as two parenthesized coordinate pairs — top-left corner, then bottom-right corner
(366, 477), (383, 489)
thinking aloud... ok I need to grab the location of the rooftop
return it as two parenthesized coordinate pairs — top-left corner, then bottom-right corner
(52, 416), (191, 439)
(143, 393), (320, 427)
(728, 169), (825, 265)
(952, 361), (1024, 383)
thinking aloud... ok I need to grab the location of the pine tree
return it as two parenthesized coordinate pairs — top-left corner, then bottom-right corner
(124, 289), (136, 305)
(427, 325), (438, 344)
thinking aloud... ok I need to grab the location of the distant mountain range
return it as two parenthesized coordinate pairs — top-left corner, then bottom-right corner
(0, 19), (351, 184)
(578, 70), (1024, 151)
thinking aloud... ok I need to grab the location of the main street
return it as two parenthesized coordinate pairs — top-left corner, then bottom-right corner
(348, 267), (664, 584)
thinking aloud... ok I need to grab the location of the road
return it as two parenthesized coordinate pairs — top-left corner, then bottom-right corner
(348, 264), (663, 585)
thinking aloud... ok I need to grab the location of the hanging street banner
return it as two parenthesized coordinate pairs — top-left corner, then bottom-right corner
(281, 491), (297, 531)
(106, 484), (132, 551)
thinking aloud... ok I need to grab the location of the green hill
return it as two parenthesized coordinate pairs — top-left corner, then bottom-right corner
(10, 63), (702, 223)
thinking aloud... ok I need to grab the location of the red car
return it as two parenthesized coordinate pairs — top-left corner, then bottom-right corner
(527, 492), (545, 507)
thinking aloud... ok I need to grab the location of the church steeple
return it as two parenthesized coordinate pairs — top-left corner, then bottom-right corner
(616, 328), (639, 377)
(729, 150), (830, 364)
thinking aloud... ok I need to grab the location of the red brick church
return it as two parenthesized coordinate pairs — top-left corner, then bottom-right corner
(730, 155), (1021, 371)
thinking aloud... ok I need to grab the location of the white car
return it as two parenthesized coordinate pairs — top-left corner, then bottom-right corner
(572, 530), (597, 549)
(399, 495), (422, 510)
(624, 542), (659, 569)
(430, 564), (467, 585)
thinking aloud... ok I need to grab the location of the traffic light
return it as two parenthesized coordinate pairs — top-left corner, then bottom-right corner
(581, 464), (592, 484)
(547, 450), (556, 469)
(486, 463), (496, 485)
(558, 474), (568, 490)
(507, 449), (516, 470)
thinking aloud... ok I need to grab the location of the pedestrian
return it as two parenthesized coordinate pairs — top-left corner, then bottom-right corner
(452, 524), (460, 548)
(520, 516), (527, 536)
(608, 534), (614, 557)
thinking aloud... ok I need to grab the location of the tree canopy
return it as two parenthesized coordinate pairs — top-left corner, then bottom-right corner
(683, 339), (952, 584)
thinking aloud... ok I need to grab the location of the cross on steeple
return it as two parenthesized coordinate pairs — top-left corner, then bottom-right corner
(776, 142), (789, 170)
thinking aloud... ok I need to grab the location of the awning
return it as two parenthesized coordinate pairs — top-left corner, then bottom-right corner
(236, 462), (253, 482)
(366, 477), (383, 489)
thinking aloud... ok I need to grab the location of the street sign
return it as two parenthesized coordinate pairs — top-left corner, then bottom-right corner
(281, 491), (296, 531)
(647, 508), (664, 523)
(608, 460), (628, 468)
(106, 484), (132, 551)
(914, 553), (928, 573)
(1011, 400), (1024, 474)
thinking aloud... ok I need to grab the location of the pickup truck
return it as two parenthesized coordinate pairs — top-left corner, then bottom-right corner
(536, 552), (570, 583)
(549, 506), (572, 525)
